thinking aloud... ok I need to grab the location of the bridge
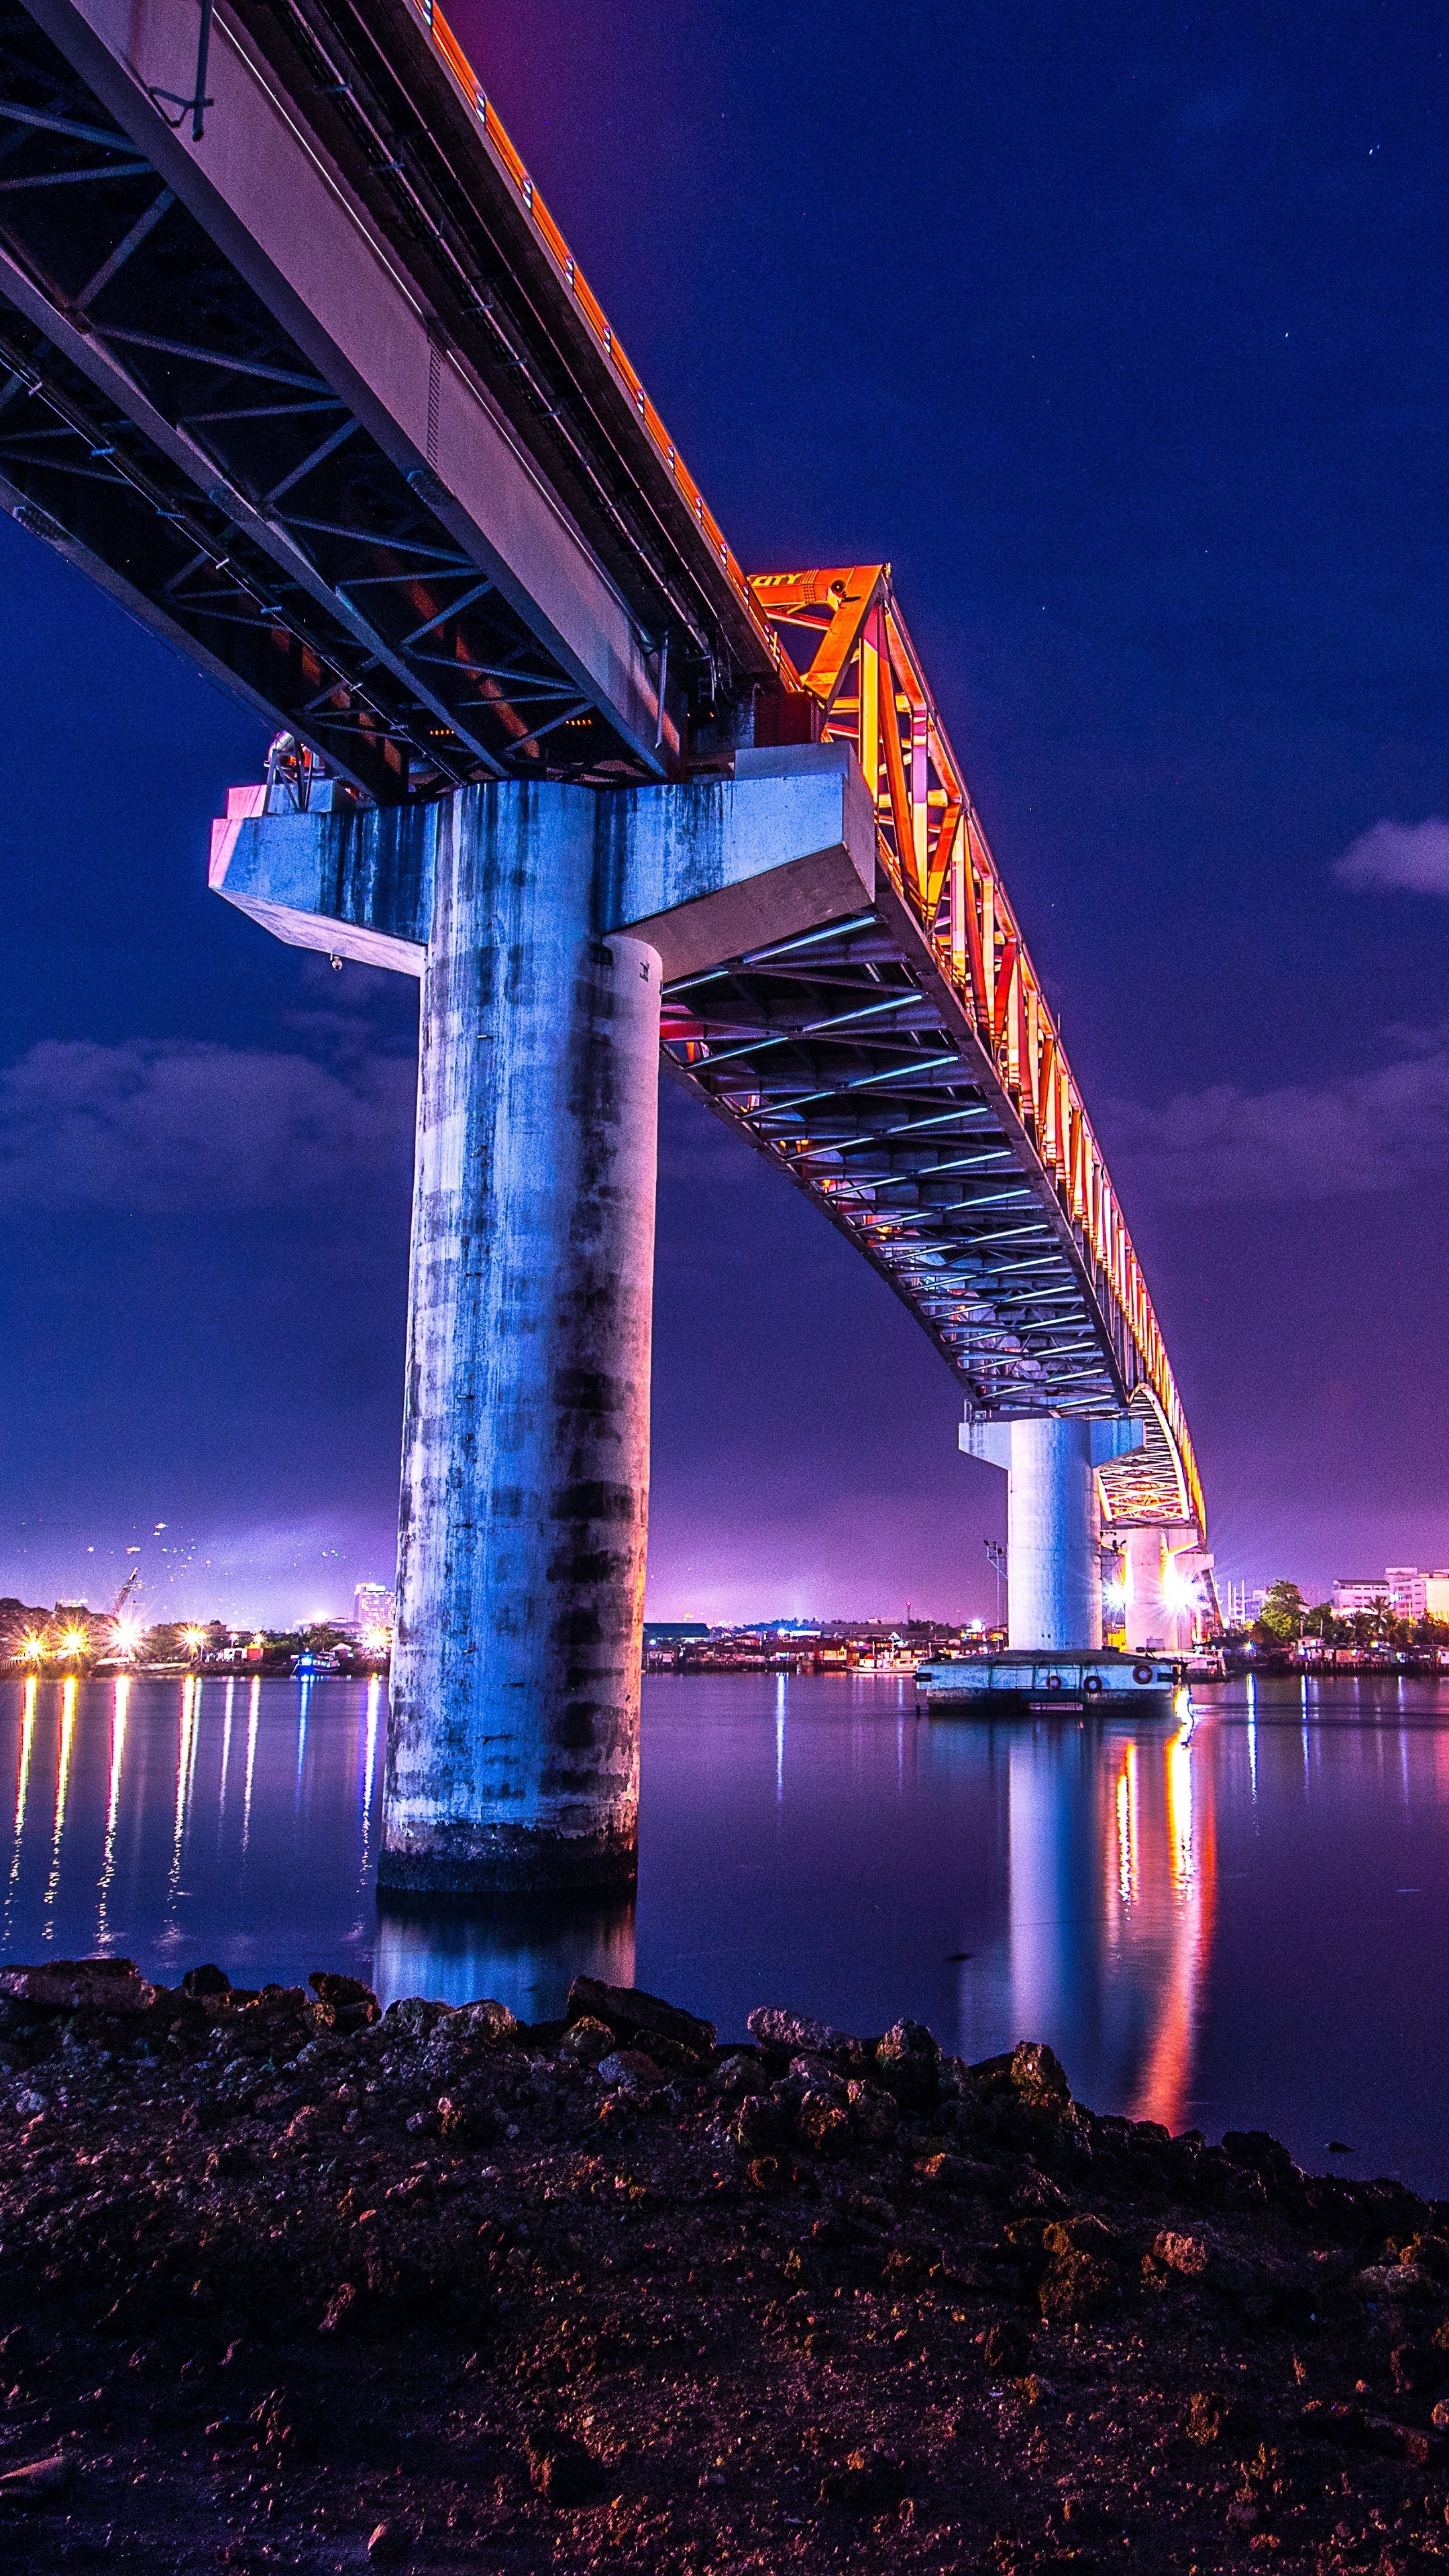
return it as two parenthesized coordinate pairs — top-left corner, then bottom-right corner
(0, 0), (1209, 1890)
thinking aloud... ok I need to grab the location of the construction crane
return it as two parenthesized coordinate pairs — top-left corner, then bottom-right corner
(108, 1566), (142, 1622)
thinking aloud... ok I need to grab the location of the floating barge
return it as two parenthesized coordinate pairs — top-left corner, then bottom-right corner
(916, 1648), (1187, 1717)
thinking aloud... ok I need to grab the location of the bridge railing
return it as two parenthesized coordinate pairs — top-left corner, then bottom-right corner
(398, 0), (783, 678)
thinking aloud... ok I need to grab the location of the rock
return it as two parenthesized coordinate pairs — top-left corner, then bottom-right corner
(817, 2449), (906, 2511)
(981, 2320), (1034, 2373)
(875, 2021), (941, 2110)
(381, 1996), (453, 2041)
(436, 2095), (498, 2146)
(1391, 2341), (1446, 2398)
(558, 2015), (614, 2064)
(1220, 2129), (1302, 2189)
(180, 1964), (231, 2000)
(366, 2522), (411, 2563)
(748, 2006), (848, 2056)
(711, 2051), (759, 2095)
(796, 2090), (851, 2156)
(307, 1972), (380, 2035)
(0, 2449), (74, 2499)
(0, 1959), (155, 2016)
(1039, 2242), (1119, 2324)
(914, 2149), (975, 2190)
(451, 1998), (518, 2045)
(317, 2283), (364, 2336)
(1356, 2261), (1435, 2305)
(847, 2082), (899, 2144)
(284, 2102), (346, 2148)
(1010, 2041), (1071, 2105)
(596, 2049), (664, 2088)
(566, 1975), (715, 2061)
(1190, 2390), (1264, 2450)
(1154, 2229), (1210, 2277)
(1044, 2214), (1119, 2256)
(734, 2094), (784, 2152)
(205, 2143), (253, 2180)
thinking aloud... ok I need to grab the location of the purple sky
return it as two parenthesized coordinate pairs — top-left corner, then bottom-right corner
(1, 0), (1447, 1625)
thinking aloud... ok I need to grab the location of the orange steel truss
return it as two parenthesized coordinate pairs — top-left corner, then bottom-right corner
(750, 566), (1203, 1539)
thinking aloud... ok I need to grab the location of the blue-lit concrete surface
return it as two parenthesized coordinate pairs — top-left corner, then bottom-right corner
(383, 791), (660, 1894)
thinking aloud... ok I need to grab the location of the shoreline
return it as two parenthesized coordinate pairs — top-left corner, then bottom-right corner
(0, 1957), (1446, 2573)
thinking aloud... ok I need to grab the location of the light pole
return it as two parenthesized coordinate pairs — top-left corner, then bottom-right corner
(983, 1540), (1006, 1635)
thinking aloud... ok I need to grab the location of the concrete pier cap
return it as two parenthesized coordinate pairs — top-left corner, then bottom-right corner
(210, 743), (875, 1894)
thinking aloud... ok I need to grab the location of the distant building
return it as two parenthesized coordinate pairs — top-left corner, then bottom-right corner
(1334, 1578), (1391, 1616)
(1386, 1567), (1428, 1619)
(354, 1581), (394, 1635)
(1426, 1573), (1449, 1622)
(1334, 1568), (1433, 1619)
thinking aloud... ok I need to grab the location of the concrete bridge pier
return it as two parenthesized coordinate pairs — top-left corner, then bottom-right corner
(210, 741), (877, 1894)
(384, 789), (661, 1894)
(1004, 1419), (1103, 1652)
(1121, 1523), (1205, 1655)
(962, 1411), (1144, 1652)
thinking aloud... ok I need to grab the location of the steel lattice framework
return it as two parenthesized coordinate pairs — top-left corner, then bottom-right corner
(0, 0), (1204, 1538)
(663, 567), (1204, 1536)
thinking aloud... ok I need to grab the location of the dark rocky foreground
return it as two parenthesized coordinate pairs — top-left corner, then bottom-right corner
(0, 1961), (1446, 2573)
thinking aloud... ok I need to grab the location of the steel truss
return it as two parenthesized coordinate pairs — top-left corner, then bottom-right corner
(661, 566), (1203, 1533)
(0, 2), (654, 794)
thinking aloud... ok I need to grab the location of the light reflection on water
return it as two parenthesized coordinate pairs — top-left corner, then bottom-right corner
(3, 1669), (1449, 2187)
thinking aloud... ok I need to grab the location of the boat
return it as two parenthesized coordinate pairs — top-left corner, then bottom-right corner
(915, 1647), (1187, 1718)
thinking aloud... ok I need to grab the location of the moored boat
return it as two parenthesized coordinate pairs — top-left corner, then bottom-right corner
(916, 1647), (1186, 1717)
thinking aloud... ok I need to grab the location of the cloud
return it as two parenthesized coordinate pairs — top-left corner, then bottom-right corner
(1336, 817), (1449, 896)
(1109, 1027), (1449, 1202)
(0, 1038), (416, 1214)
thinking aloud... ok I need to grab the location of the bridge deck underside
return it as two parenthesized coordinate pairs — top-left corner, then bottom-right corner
(0, 3), (657, 796)
(662, 908), (1135, 1421)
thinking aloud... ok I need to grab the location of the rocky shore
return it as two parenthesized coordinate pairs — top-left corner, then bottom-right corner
(0, 1958), (1446, 2573)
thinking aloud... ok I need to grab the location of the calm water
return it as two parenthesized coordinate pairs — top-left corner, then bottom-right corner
(2, 1669), (1448, 2190)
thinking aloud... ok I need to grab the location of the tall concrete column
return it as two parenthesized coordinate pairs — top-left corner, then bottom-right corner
(961, 1409), (1144, 1652)
(1006, 1419), (1102, 1652)
(1123, 1529), (1171, 1655)
(380, 786), (661, 1894)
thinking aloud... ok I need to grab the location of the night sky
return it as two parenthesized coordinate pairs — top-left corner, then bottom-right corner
(1, 1), (1446, 1626)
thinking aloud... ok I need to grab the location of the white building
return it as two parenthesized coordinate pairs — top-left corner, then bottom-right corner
(1426, 1572), (1449, 1622)
(1334, 1568), (1436, 1619)
(1333, 1578), (1391, 1617)
(354, 1580), (395, 1635)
